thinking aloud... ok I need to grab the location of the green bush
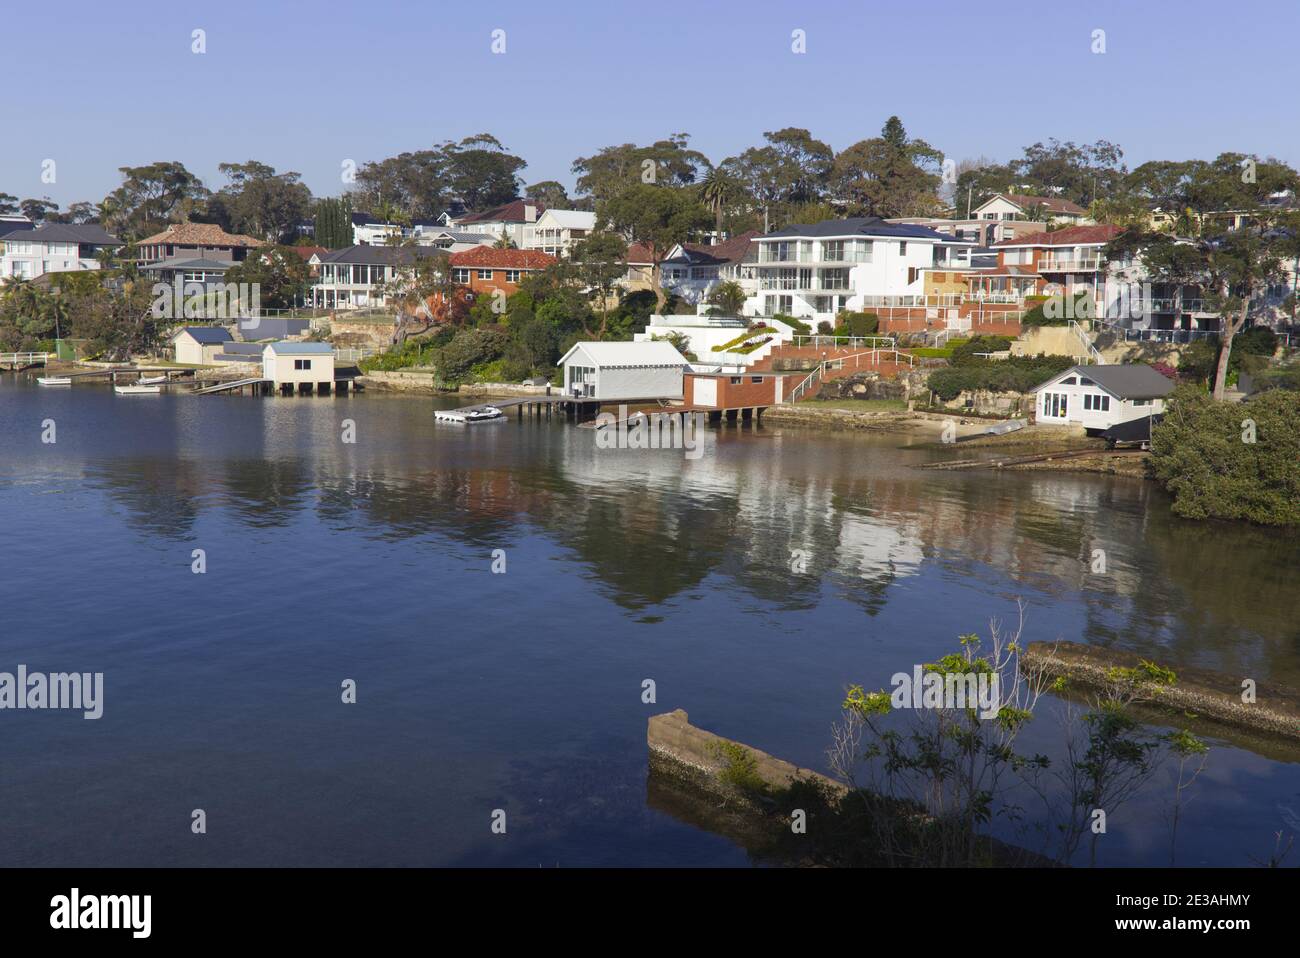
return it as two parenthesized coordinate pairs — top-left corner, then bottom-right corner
(775, 313), (811, 335)
(926, 354), (1074, 401)
(1022, 292), (1091, 327)
(949, 335), (1013, 365)
(835, 311), (880, 337)
(1150, 385), (1300, 526)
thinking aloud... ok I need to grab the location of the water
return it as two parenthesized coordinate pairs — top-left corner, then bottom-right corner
(1, 374), (1298, 867)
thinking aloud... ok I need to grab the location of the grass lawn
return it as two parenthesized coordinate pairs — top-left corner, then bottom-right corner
(795, 398), (908, 412)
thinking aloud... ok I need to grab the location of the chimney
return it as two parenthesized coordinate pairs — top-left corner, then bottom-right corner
(524, 203), (537, 223)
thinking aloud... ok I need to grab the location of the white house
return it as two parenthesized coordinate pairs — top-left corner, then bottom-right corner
(972, 193), (1093, 226)
(1, 223), (120, 280)
(559, 340), (689, 401)
(171, 326), (234, 365)
(748, 217), (973, 321)
(522, 209), (596, 257)
(262, 341), (335, 389)
(1033, 364), (1173, 433)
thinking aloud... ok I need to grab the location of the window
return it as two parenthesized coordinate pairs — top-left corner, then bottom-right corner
(822, 240), (844, 261)
(477, 269), (493, 280)
(1061, 377), (1078, 385)
(899, 242), (907, 255)
(294, 358), (313, 370)
(453, 269), (470, 283)
(730, 377), (742, 385)
(505, 270), (521, 283)
(1134, 398), (1150, 407)
(1099, 395), (1109, 411)
(750, 376), (763, 384)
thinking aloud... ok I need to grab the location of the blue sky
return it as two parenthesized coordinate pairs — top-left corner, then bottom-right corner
(5, 0), (1297, 207)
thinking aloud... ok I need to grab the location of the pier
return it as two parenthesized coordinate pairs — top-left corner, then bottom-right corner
(0, 351), (55, 371)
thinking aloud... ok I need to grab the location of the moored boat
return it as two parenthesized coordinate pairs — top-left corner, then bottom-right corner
(435, 405), (505, 424)
(114, 384), (161, 395)
(37, 376), (72, 386)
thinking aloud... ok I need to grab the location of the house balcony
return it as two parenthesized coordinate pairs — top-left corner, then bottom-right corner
(1037, 257), (1103, 273)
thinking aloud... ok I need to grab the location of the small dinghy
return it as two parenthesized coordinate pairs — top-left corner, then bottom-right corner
(136, 375), (169, 385)
(435, 405), (505, 424)
(37, 376), (72, 386)
(115, 384), (161, 395)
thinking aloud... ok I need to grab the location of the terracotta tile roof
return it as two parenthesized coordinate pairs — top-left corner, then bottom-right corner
(455, 199), (546, 225)
(999, 193), (1089, 215)
(136, 222), (265, 248)
(626, 242), (655, 265)
(679, 230), (760, 266)
(993, 224), (1123, 248)
(448, 247), (556, 270)
(289, 245), (328, 260)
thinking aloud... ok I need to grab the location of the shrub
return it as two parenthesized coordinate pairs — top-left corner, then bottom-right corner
(1022, 292), (1091, 327)
(926, 354), (1074, 401)
(835, 310), (880, 337)
(1149, 384), (1300, 526)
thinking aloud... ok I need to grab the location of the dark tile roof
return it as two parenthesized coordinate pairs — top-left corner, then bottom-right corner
(3, 223), (120, 245)
(178, 326), (234, 344)
(1042, 364), (1176, 400)
(318, 245), (447, 266)
(456, 199), (545, 225)
(763, 217), (964, 243)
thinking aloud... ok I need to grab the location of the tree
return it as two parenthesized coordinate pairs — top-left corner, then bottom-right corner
(1108, 153), (1298, 398)
(831, 116), (944, 217)
(706, 280), (746, 318)
(223, 246), (311, 309)
(572, 134), (710, 206)
(99, 161), (209, 239)
(525, 180), (571, 209)
(720, 128), (832, 230)
(597, 184), (710, 310)
(19, 198), (59, 224)
(570, 231), (628, 338)
(211, 161), (312, 242)
(0, 193), (19, 215)
(446, 134), (526, 210)
(697, 166), (745, 237)
(351, 135), (526, 219)
(313, 196), (354, 249)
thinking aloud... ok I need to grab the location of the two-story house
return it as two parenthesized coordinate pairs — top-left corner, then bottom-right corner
(747, 218), (972, 320)
(448, 247), (556, 297)
(972, 193), (1093, 226)
(451, 199), (545, 246)
(309, 245), (446, 309)
(521, 209), (596, 257)
(1, 223), (121, 280)
(967, 225), (1124, 304)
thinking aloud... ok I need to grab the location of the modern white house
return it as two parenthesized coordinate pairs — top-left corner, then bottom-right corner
(559, 340), (689, 401)
(747, 217), (973, 320)
(1, 223), (120, 280)
(262, 341), (335, 388)
(521, 209), (596, 257)
(171, 326), (234, 364)
(1033, 364), (1173, 433)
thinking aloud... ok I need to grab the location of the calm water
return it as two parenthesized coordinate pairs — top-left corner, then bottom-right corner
(1, 373), (1298, 867)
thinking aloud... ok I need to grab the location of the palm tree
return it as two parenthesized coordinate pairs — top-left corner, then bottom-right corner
(42, 294), (70, 342)
(699, 167), (738, 238)
(493, 234), (516, 249)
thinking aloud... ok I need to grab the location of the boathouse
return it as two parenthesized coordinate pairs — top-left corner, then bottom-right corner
(1032, 363), (1173, 434)
(262, 341), (335, 393)
(684, 368), (788, 408)
(559, 341), (688, 401)
(171, 326), (233, 365)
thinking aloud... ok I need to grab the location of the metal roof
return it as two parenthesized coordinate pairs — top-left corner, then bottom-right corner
(559, 340), (688, 368)
(1037, 364), (1175, 399)
(263, 341), (334, 355)
(175, 326), (234, 344)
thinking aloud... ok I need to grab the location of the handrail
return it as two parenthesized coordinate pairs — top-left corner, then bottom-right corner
(1069, 320), (1105, 364)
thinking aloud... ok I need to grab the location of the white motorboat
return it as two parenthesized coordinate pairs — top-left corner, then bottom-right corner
(435, 405), (505, 424)
(114, 384), (161, 395)
(136, 375), (169, 385)
(37, 376), (72, 386)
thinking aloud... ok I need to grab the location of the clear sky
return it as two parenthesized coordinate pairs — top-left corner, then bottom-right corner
(4, 0), (1296, 207)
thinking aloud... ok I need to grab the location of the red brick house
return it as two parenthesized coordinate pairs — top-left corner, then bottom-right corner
(966, 224), (1124, 303)
(449, 247), (556, 296)
(683, 369), (790, 409)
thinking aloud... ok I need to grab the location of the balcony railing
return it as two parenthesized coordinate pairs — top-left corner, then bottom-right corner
(1038, 257), (1103, 272)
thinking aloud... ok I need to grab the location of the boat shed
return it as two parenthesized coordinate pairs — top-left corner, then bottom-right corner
(171, 325), (233, 364)
(1033, 363), (1174, 434)
(559, 341), (689, 401)
(262, 341), (335, 391)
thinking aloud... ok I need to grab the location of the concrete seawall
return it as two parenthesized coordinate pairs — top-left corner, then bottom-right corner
(647, 708), (844, 797)
(1023, 641), (1300, 743)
